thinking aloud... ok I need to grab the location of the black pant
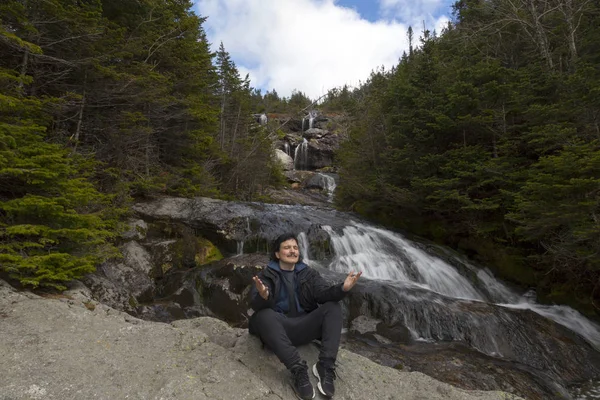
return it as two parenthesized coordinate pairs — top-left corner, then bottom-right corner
(249, 302), (343, 369)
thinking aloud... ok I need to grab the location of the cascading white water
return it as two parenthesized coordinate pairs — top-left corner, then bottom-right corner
(294, 138), (309, 170)
(312, 173), (336, 201)
(308, 110), (316, 129)
(235, 217), (251, 256)
(311, 221), (600, 349)
(283, 142), (291, 157)
(259, 113), (267, 125)
(322, 223), (485, 300)
(297, 232), (311, 264)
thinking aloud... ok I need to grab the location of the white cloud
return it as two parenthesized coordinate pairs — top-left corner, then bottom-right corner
(380, 0), (442, 18)
(195, 0), (450, 99)
(379, 0), (451, 29)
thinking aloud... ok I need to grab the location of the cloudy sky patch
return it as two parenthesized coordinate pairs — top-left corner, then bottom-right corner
(194, 0), (454, 99)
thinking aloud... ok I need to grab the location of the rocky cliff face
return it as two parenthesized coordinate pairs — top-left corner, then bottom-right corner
(269, 111), (346, 200)
(0, 280), (520, 400)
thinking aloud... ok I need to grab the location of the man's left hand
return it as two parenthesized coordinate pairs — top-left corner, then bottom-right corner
(342, 271), (362, 292)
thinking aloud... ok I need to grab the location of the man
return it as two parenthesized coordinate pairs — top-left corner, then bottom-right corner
(249, 233), (362, 399)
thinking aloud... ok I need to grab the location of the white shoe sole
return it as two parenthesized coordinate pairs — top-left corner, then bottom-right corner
(312, 363), (331, 397)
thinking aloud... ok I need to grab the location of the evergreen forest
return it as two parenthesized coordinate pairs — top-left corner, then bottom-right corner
(333, 0), (600, 315)
(1, 0), (598, 316)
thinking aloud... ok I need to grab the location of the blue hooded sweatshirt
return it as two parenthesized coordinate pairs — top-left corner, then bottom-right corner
(267, 260), (306, 315)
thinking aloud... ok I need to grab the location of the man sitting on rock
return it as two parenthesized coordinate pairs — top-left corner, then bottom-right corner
(249, 232), (362, 399)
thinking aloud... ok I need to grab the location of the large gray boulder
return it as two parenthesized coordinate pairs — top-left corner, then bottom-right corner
(80, 241), (156, 314)
(0, 280), (520, 400)
(132, 197), (356, 256)
(274, 149), (294, 171)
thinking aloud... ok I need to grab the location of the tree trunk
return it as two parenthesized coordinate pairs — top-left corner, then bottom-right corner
(72, 72), (87, 154)
(527, 0), (554, 70)
(220, 89), (226, 151)
(18, 49), (29, 90)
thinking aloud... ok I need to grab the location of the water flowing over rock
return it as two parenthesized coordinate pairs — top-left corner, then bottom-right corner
(145, 252), (597, 400)
(305, 172), (338, 201)
(293, 138), (309, 170)
(274, 113), (345, 174)
(127, 196), (600, 399)
(301, 110), (319, 132)
(253, 113), (268, 125)
(291, 133), (338, 170)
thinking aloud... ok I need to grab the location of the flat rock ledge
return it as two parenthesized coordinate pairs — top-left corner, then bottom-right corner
(0, 280), (521, 400)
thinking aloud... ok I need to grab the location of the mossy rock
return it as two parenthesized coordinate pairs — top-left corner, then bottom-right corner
(195, 237), (223, 266)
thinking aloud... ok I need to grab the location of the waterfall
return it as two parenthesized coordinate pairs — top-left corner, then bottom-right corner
(297, 232), (311, 264)
(321, 174), (336, 201)
(312, 173), (336, 201)
(294, 138), (309, 170)
(309, 110), (316, 129)
(283, 142), (291, 156)
(321, 221), (600, 349)
(322, 223), (485, 300)
(259, 113), (267, 125)
(301, 117), (306, 132)
(236, 217), (251, 256)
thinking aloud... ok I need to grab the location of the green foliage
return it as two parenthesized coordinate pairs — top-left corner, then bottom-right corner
(0, 67), (120, 289)
(0, 0), (280, 290)
(336, 4), (600, 314)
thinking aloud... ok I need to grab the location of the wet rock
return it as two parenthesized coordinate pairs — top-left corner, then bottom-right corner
(132, 197), (360, 256)
(344, 336), (567, 400)
(152, 253), (598, 397)
(311, 115), (331, 130)
(331, 270), (600, 388)
(301, 137), (336, 170)
(305, 172), (338, 192)
(303, 128), (328, 139)
(158, 254), (268, 326)
(283, 132), (302, 145)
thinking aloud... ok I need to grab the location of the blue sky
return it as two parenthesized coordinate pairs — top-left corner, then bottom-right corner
(334, 0), (381, 22)
(194, 0), (456, 99)
(337, 0), (456, 22)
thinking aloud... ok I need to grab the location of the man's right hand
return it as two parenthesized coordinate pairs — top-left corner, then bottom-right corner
(253, 276), (269, 300)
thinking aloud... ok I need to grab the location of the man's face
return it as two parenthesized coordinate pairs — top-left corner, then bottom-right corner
(276, 239), (299, 265)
